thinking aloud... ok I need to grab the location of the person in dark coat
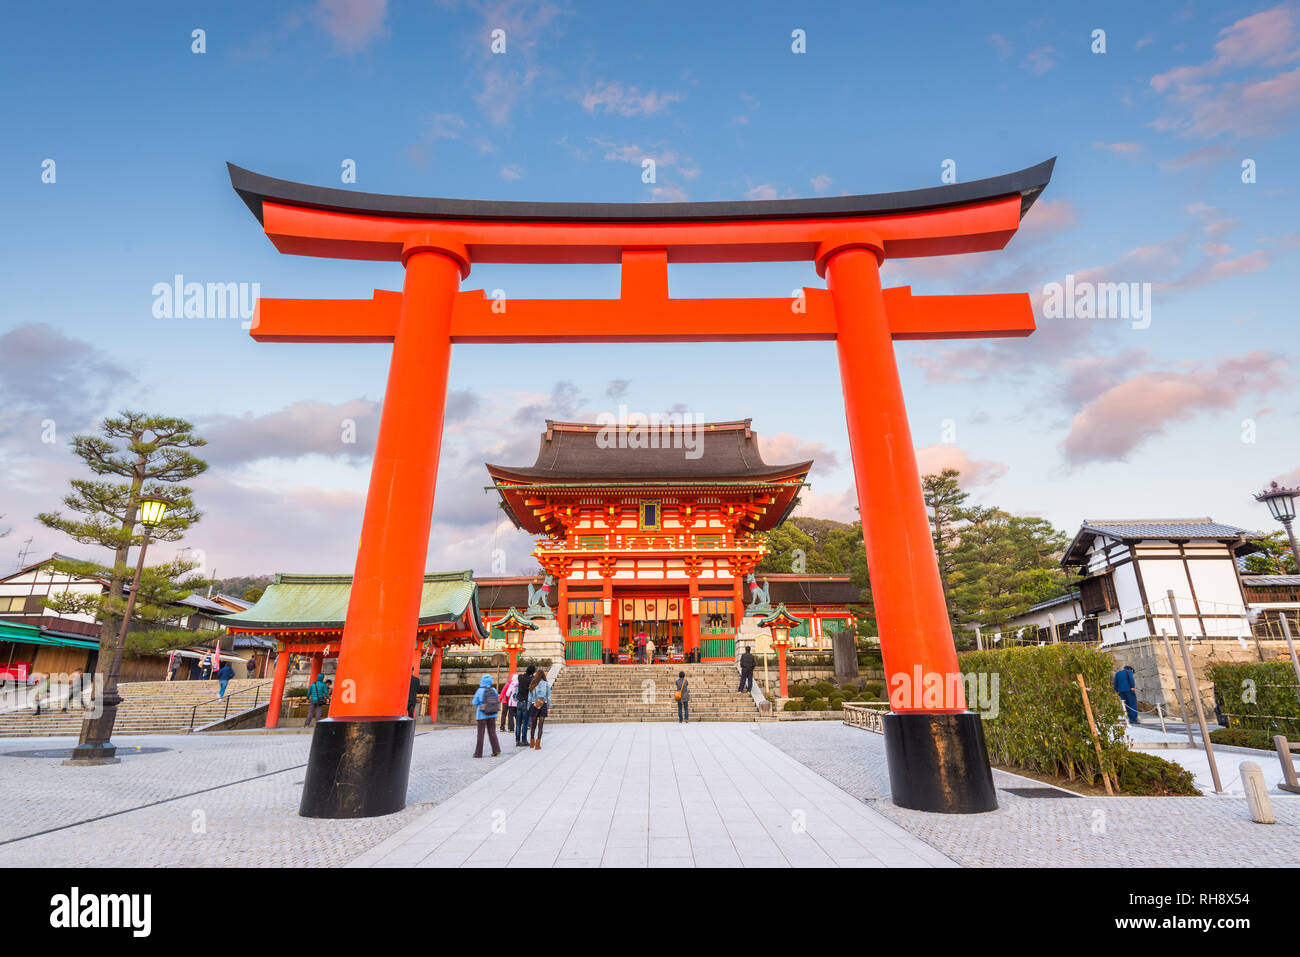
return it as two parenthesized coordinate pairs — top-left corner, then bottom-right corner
(1113, 665), (1139, 724)
(407, 667), (421, 718)
(675, 671), (690, 723)
(515, 665), (536, 747)
(738, 646), (756, 692)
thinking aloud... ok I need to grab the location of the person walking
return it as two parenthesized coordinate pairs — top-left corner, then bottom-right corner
(646, 636), (656, 665)
(216, 660), (235, 698)
(737, 646), (755, 692)
(674, 670), (690, 723)
(1113, 665), (1140, 725)
(305, 671), (330, 726)
(500, 672), (518, 733)
(245, 656), (257, 678)
(31, 673), (48, 716)
(515, 665), (536, 747)
(527, 670), (550, 749)
(472, 674), (503, 758)
(168, 654), (184, 682)
(199, 653), (213, 680)
(407, 665), (422, 719)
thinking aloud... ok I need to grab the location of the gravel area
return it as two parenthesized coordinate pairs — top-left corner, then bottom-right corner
(755, 721), (1300, 867)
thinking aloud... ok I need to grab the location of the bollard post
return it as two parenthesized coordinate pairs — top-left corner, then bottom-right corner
(1239, 762), (1274, 824)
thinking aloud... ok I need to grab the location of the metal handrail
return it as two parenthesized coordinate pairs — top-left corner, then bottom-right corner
(187, 681), (274, 731)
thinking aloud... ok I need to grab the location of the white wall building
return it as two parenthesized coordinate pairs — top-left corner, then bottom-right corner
(1004, 519), (1260, 646)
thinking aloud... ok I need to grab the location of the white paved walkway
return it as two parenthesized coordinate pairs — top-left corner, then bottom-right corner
(348, 723), (955, 868)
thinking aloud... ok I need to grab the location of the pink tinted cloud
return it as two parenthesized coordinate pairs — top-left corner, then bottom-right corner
(915, 445), (1008, 486)
(312, 0), (389, 53)
(1060, 350), (1291, 465)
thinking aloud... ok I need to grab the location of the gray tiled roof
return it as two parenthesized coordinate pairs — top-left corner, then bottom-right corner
(1242, 575), (1300, 586)
(1081, 519), (1251, 540)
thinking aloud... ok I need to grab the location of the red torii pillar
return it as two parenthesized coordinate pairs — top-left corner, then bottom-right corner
(229, 159), (1055, 817)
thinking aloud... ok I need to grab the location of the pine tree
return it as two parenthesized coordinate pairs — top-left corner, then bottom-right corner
(922, 468), (970, 627)
(37, 412), (208, 671)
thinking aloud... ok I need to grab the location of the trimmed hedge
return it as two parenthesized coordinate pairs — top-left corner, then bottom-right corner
(1207, 661), (1300, 735)
(1117, 751), (1200, 796)
(1210, 727), (1285, 751)
(783, 700), (804, 712)
(959, 645), (1126, 786)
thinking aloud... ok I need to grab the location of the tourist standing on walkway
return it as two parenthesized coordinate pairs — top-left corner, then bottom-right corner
(305, 672), (330, 726)
(675, 671), (690, 723)
(246, 656), (256, 678)
(200, 653), (213, 680)
(515, 665), (536, 746)
(528, 670), (550, 749)
(216, 661), (235, 698)
(1113, 665), (1140, 724)
(646, 637), (656, 664)
(738, 646), (755, 692)
(472, 674), (502, 757)
(407, 666), (420, 718)
(500, 672), (518, 732)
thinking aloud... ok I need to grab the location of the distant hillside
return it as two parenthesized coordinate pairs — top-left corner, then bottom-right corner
(213, 575), (274, 602)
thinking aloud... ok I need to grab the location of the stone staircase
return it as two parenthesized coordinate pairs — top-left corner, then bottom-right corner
(0, 679), (271, 737)
(548, 663), (759, 723)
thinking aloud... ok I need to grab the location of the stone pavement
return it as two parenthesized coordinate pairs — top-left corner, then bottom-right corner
(349, 722), (954, 868)
(3, 721), (1297, 868)
(0, 727), (516, 867)
(756, 722), (1300, 867)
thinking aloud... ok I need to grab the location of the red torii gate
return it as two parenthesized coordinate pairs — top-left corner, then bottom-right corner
(228, 158), (1055, 817)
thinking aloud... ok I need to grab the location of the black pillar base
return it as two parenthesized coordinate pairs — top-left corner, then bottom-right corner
(882, 710), (998, 814)
(299, 716), (414, 819)
(62, 742), (120, 766)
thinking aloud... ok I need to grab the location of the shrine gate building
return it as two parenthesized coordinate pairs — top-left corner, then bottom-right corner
(481, 418), (859, 663)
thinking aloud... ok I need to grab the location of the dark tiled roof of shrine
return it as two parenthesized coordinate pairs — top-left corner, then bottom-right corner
(486, 419), (811, 484)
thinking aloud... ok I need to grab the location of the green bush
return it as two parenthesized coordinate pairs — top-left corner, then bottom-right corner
(802, 690), (821, 703)
(840, 690), (859, 702)
(814, 680), (836, 696)
(1210, 727), (1284, 751)
(805, 699), (829, 712)
(285, 687), (308, 698)
(1207, 661), (1300, 735)
(862, 681), (884, 701)
(783, 700), (805, 712)
(1117, 751), (1200, 796)
(787, 683), (809, 698)
(839, 682), (859, 695)
(959, 645), (1126, 786)
(827, 694), (844, 711)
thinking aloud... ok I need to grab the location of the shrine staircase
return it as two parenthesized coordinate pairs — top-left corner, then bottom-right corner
(0, 679), (270, 737)
(548, 662), (760, 723)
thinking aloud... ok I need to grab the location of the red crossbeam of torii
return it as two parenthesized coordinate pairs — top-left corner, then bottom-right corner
(229, 158), (1054, 816)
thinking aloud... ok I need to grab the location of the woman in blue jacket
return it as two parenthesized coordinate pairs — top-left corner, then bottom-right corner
(527, 671), (551, 750)
(471, 674), (503, 758)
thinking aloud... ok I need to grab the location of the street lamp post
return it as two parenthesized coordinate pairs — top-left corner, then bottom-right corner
(1255, 482), (1300, 571)
(758, 604), (803, 700)
(66, 495), (173, 766)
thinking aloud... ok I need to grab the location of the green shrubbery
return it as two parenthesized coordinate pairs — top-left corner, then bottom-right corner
(1210, 727), (1284, 751)
(1117, 751), (1200, 796)
(862, 681), (885, 701)
(959, 644), (1127, 786)
(1207, 661), (1300, 737)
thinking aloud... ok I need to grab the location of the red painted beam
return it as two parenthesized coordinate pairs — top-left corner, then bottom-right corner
(250, 286), (1032, 343)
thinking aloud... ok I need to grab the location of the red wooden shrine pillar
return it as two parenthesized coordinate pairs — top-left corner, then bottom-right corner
(427, 644), (443, 723)
(557, 576), (569, 652)
(299, 240), (466, 818)
(820, 239), (995, 813)
(601, 577), (615, 658)
(265, 647), (290, 729)
(686, 576), (700, 657)
(308, 652), (322, 685)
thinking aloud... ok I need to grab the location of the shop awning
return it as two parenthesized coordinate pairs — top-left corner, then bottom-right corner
(0, 621), (98, 650)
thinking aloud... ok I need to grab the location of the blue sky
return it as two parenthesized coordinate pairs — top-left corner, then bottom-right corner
(2, 0), (1297, 579)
